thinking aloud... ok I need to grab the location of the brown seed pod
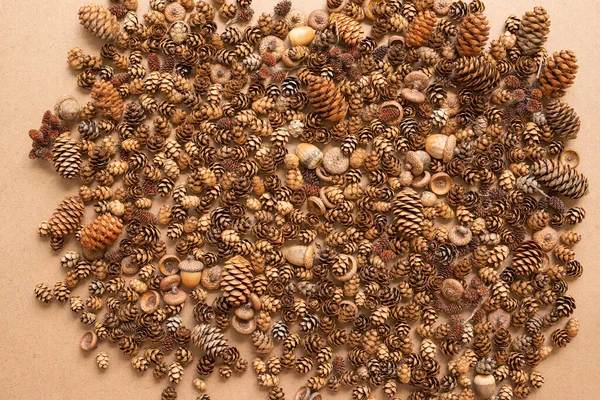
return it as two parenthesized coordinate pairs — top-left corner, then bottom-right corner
(140, 290), (161, 314)
(430, 172), (453, 195)
(80, 331), (98, 351)
(159, 255), (181, 276)
(441, 279), (464, 302)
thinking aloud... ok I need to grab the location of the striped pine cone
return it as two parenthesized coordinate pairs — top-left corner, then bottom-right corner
(391, 188), (423, 238)
(48, 195), (85, 238)
(454, 56), (500, 93)
(79, 213), (124, 250)
(52, 133), (82, 179)
(516, 7), (551, 56)
(307, 75), (348, 122)
(456, 13), (490, 57)
(91, 80), (124, 120)
(191, 324), (228, 358)
(78, 4), (121, 41)
(530, 159), (589, 199)
(539, 50), (578, 98)
(329, 13), (364, 46)
(511, 240), (545, 277)
(405, 10), (437, 47)
(220, 255), (254, 307)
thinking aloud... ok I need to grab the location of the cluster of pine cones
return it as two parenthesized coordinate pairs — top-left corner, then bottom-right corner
(29, 0), (588, 399)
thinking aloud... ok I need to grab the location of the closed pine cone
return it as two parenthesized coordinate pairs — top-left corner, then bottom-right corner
(220, 255), (253, 307)
(516, 7), (551, 56)
(405, 10), (437, 47)
(191, 324), (228, 358)
(545, 100), (580, 140)
(456, 13), (490, 57)
(511, 240), (545, 277)
(48, 195), (85, 238)
(52, 133), (82, 179)
(329, 13), (364, 46)
(79, 213), (124, 250)
(391, 187), (423, 238)
(530, 159), (589, 199)
(91, 81), (124, 121)
(538, 50), (578, 98)
(307, 75), (348, 122)
(78, 4), (121, 41)
(454, 56), (500, 93)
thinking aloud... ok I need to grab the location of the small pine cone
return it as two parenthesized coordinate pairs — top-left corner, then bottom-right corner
(456, 13), (490, 57)
(79, 213), (124, 250)
(191, 324), (228, 358)
(329, 13), (364, 46)
(307, 75), (348, 122)
(91, 80), (124, 120)
(551, 328), (571, 347)
(78, 4), (120, 41)
(530, 159), (589, 199)
(405, 10), (437, 47)
(545, 99), (581, 140)
(168, 362), (184, 384)
(221, 255), (254, 307)
(175, 347), (194, 364)
(539, 50), (579, 98)
(274, 0), (291, 17)
(48, 196), (85, 238)
(161, 386), (177, 400)
(96, 352), (109, 369)
(391, 188), (424, 238)
(52, 281), (71, 302)
(70, 296), (85, 312)
(252, 330), (274, 354)
(34, 283), (53, 303)
(561, 231), (581, 246)
(131, 355), (150, 372)
(154, 362), (169, 379)
(52, 133), (82, 179)
(268, 386), (285, 400)
(565, 318), (580, 338)
(516, 7), (551, 56)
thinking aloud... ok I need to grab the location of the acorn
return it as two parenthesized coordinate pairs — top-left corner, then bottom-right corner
(140, 290), (161, 314)
(404, 150), (431, 176)
(284, 245), (316, 268)
(163, 286), (187, 306)
(160, 275), (181, 292)
(289, 26), (316, 46)
(80, 331), (98, 351)
(296, 143), (323, 169)
(55, 95), (80, 121)
(159, 255), (180, 276)
(473, 374), (496, 398)
(421, 191), (438, 207)
(430, 172), (453, 195)
(411, 171), (431, 189)
(425, 134), (456, 162)
(231, 315), (257, 335)
(178, 255), (204, 288)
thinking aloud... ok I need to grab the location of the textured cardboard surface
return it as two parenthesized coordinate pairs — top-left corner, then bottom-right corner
(1, 1), (600, 399)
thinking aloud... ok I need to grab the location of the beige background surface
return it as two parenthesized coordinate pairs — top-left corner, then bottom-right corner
(0, 0), (599, 399)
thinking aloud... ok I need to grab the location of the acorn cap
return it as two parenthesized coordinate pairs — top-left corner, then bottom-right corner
(559, 149), (580, 168)
(178, 255), (204, 273)
(159, 255), (180, 275)
(307, 196), (326, 215)
(441, 278), (464, 302)
(140, 290), (161, 314)
(379, 100), (404, 125)
(404, 71), (430, 90)
(201, 266), (223, 290)
(448, 226), (473, 246)
(121, 255), (139, 275)
(231, 315), (257, 335)
(405, 150), (430, 176)
(163, 286), (187, 306)
(442, 134), (456, 163)
(235, 304), (256, 321)
(80, 331), (98, 351)
(430, 172), (453, 195)
(387, 35), (405, 47)
(411, 171), (431, 188)
(401, 88), (426, 103)
(487, 309), (511, 331)
(421, 191), (438, 207)
(294, 386), (312, 400)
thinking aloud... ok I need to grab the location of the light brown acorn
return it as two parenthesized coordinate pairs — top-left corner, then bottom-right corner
(79, 213), (124, 250)
(306, 75), (348, 122)
(78, 4), (121, 41)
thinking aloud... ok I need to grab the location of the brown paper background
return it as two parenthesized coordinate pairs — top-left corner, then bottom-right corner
(1, 1), (600, 399)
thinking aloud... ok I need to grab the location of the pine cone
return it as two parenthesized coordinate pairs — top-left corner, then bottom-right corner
(252, 329), (275, 354)
(329, 13), (364, 46)
(96, 352), (109, 369)
(34, 283), (53, 303)
(52, 133), (82, 179)
(551, 328), (571, 347)
(516, 7), (550, 56)
(307, 75), (348, 122)
(79, 213), (124, 250)
(539, 50), (578, 98)
(48, 195), (85, 238)
(454, 56), (500, 93)
(391, 188), (423, 238)
(91, 80), (124, 120)
(191, 324), (228, 358)
(511, 240), (545, 277)
(405, 10), (437, 47)
(456, 13), (490, 57)
(78, 4), (121, 41)
(220, 255), (253, 307)
(530, 159), (589, 199)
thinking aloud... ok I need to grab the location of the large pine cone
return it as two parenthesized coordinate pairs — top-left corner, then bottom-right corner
(538, 50), (578, 98)
(391, 188), (423, 238)
(405, 10), (437, 47)
(307, 75), (348, 122)
(530, 159), (589, 199)
(545, 100), (580, 140)
(329, 13), (364, 46)
(79, 213), (124, 250)
(221, 255), (254, 307)
(78, 4), (120, 41)
(91, 81), (124, 121)
(516, 7), (550, 56)
(454, 56), (500, 93)
(52, 133), (82, 179)
(191, 324), (228, 358)
(48, 195), (85, 238)
(456, 12), (490, 57)
(511, 240), (545, 277)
